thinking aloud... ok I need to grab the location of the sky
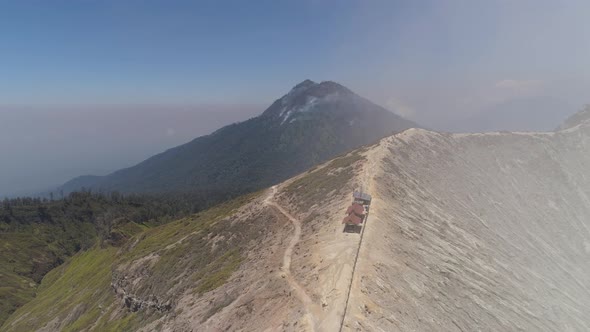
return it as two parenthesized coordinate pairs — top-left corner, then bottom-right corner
(1, 0), (589, 196)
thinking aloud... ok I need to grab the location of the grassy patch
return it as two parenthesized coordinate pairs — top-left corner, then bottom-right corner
(194, 249), (243, 295)
(91, 310), (142, 332)
(112, 193), (258, 307)
(0, 232), (57, 325)
(2, 247), (117, 331)
(2, 245), (151, 332)
(285, 151), (365, 208)
(118, 191), (258, 264)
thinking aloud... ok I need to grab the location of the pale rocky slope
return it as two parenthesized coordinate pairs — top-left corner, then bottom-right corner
(346, 118), (590, 331)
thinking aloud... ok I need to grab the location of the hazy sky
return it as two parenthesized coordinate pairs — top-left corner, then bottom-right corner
(1, 0), (589, 196)
(0, 105), (262, 196)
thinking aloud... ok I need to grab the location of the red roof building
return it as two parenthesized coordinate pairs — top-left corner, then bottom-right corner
(342, 214), (363, 225)
(345, 203), (365, 217)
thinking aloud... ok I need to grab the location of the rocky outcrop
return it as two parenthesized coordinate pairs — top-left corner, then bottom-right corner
(111, 272), (172, 313)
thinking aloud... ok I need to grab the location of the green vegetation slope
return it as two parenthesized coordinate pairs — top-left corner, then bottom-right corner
(0, 190), (206, 326)
(1, 192), (264, 331)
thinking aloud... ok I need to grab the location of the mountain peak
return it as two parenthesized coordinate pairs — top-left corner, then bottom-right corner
(263, 80), (356, 122)
(292, 79), (317, 90)
(291, 80), (353, 96)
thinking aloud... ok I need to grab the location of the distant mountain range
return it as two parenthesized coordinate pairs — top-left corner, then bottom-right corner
(61, 80), (417, 197)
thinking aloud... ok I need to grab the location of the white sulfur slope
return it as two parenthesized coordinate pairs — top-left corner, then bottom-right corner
(344, 120), (590, 331)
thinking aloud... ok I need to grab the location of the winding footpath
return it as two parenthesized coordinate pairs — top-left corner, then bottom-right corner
(265, 186), (317, 332)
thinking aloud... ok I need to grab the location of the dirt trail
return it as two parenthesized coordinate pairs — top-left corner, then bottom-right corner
(262, 148), (384, 331)
(265, 186), (317, 331)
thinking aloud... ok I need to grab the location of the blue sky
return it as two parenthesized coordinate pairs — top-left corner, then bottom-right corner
(1, 0), (365, 104)
(1, 0), (590, 196)
(2, 0), (586, 106)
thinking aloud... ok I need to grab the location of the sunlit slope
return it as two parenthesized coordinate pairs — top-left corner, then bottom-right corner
(347, 122), (590, 331)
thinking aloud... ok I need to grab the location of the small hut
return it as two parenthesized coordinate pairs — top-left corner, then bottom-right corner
(343, 202), (366, 225)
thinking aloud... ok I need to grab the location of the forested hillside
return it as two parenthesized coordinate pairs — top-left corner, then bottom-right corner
(0, 190), (212, 325)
